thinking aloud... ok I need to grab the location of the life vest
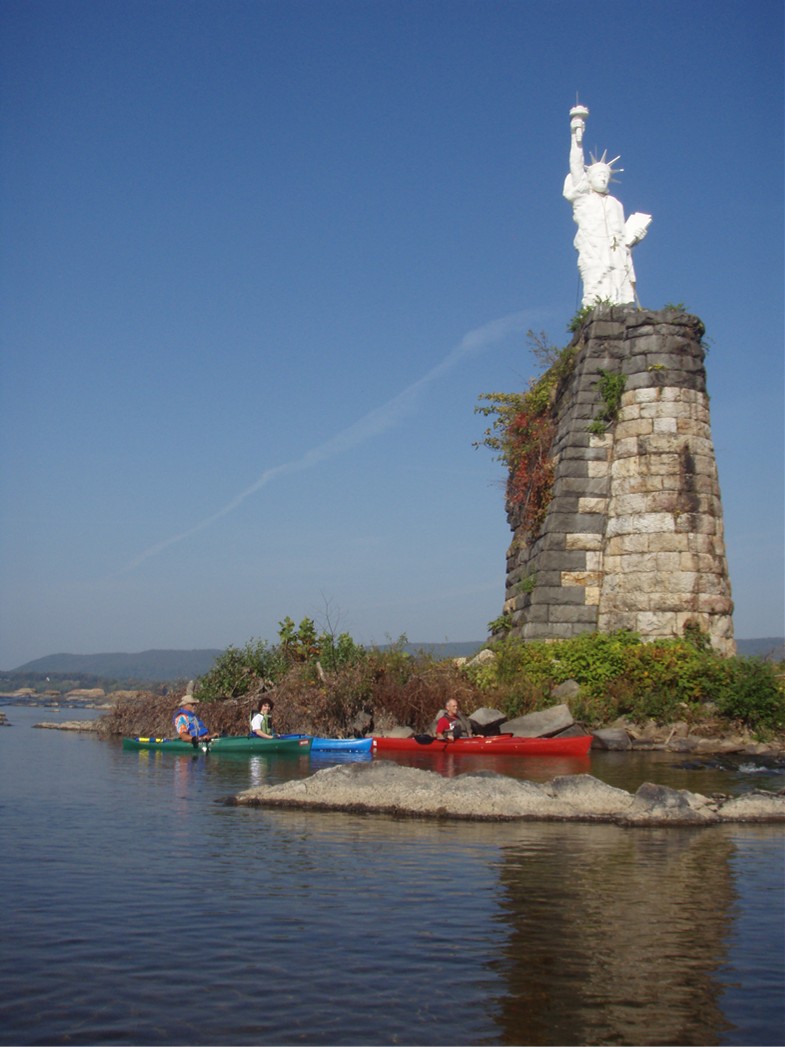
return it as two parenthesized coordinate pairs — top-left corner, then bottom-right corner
(174, 707), (209, 738)
(250, 711), (272, 735)
(434, 710), (469, 738)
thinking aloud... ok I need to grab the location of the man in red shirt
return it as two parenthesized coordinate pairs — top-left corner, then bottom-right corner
(435, 698), (470, 741)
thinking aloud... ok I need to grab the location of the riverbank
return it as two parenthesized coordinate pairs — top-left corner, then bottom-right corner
(22, 716), (785, 757)
(9, 692), (784, 758)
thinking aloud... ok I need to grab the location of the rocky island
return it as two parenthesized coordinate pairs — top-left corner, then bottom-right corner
(228, 761), (785, 825)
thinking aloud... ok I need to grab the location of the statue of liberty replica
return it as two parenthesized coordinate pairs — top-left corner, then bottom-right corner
(494, 101), (735, 655)
(563, 104), (651, 306)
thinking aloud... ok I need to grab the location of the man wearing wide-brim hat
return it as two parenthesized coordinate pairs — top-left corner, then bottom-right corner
(173, 691), (217, 745)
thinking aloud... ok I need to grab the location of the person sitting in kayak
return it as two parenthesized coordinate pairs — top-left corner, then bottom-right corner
(250, 698), (274, 739)
(174, 695), (216, 745)
(434, 698), (472, 741)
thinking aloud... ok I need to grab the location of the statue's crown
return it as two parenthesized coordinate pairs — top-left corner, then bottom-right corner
(588, 149), (623, 179)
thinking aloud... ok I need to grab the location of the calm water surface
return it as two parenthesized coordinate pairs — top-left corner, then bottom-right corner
(1, 703), (783, 1046)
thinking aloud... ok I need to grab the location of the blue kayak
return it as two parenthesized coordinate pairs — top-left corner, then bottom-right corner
(279, 734), (373, 753)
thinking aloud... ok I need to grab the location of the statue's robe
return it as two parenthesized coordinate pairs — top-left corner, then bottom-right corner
(563, 173), (637, 307)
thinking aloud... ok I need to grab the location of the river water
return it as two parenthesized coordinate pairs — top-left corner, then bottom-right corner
(1, 702), (783, 1046)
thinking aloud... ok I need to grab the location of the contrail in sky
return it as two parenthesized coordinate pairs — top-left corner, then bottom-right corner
(121, 310), (533, 572)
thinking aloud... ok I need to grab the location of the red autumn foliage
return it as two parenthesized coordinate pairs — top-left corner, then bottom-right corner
(505, 409), (556, 539)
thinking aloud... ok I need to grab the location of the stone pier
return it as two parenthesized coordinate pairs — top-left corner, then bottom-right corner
(503, 305), (735, 655)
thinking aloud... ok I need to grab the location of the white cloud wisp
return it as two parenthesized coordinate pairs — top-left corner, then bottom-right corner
(121, 310), (533, 572)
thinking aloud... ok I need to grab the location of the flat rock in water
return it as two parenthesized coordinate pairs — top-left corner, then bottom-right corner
(228, 763), (785, 825)
(716, 791), (785, 822)
(33, 720), (100, 732)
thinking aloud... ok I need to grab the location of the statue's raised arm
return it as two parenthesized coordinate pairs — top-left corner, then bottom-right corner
(563, 104), (651, 308)
(568, 104), (589, 186)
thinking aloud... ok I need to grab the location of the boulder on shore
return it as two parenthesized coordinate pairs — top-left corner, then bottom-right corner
(468, 707), (507, 735)
(591, 728), (633, 751)
(501, 703), (575, 738)
(228, 763), (785, 825)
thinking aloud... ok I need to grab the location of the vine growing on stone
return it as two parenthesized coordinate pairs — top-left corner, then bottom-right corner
(475, 333), (575, 541)
(587, 369), (626, 434)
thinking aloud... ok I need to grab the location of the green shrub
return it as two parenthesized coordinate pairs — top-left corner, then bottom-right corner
(712, 658), (785, 733)
(277, 616), (320, 664)
(318, 630), (366, 673)
(487, 612), (513, 636)
(197, 639), (287, 700)
(549, 630), (640, 695)
(616, 639), (710, 708)
(463, 630), (785, 735)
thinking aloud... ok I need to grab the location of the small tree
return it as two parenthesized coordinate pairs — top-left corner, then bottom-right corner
(196, 639), (285, 701)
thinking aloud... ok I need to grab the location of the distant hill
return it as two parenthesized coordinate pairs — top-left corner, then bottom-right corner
(398, 641), (485, 659)
(9, 643), (483, 680)
(10, 649), (223, 683)
(735, 637), (785, 660)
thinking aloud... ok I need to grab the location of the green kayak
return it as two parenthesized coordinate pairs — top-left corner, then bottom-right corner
(122, 735), (313, 754)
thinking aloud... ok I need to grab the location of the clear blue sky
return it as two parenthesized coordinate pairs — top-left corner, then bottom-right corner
(1, 0), (782, 668)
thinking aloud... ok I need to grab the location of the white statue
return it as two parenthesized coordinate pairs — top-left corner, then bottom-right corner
(564, 104), (651, 308)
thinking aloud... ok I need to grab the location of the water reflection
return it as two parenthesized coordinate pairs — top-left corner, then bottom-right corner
(248, 754), (271, 787)
(309, 750), (373, 766)
(372, 749), (591, 781)
(490, 824), (735, 1045)
(172, 751), (207, 793)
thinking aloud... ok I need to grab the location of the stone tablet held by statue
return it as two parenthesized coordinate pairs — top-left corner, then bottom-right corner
(564, 104), (651, 308)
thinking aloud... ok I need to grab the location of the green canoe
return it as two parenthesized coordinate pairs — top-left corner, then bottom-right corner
(122, 735), (313, 754)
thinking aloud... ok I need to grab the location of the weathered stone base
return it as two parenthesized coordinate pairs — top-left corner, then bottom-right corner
(505, 306), (734, 653)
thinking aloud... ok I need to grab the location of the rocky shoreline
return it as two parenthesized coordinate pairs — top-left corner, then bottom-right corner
(15, 718), (785, 755)
(228, 762), (785, 825)
(1, 693), (783, 756)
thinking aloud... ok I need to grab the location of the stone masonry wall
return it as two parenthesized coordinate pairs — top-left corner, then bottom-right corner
(503, 305), (735, 655)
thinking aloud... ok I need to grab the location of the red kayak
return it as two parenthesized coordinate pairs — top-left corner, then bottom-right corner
(372, 734), (592, 757)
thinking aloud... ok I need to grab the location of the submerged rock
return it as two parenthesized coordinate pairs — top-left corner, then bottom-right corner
(228, 763), (785, 825)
